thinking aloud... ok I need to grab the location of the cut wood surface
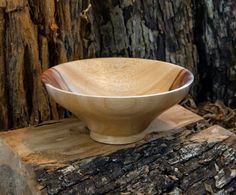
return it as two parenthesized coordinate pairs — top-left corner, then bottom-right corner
(0, 105), (201, 165)
(1, 106), (236, 194)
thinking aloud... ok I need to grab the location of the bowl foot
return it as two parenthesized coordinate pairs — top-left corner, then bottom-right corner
(90, 131), (147, 145)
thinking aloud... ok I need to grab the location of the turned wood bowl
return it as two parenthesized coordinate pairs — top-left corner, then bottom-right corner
(42, 58), (193, 144)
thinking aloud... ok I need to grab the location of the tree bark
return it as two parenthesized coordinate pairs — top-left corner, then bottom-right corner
(0, 6), (8, 128)
(0, 0), (236, 129)
(0, 108), (236, 194)
(194, 0), (236, 107)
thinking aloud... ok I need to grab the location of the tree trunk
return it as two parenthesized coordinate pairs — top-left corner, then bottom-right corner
(0, 0), (235, 129)
(194, 0), (236, 107)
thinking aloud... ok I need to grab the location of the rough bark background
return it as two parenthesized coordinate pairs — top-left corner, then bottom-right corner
(194, 0), (236, 107)
(0, 0), (235, 129)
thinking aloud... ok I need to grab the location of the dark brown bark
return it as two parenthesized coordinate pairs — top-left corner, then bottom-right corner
(0, 7), (8, 129)
(0, 0), (235, 129)
(0, 0), (92, 129)
(39, 126), (236, 195)
(194, 0), (236, 107)
(1, 116), (236, 194)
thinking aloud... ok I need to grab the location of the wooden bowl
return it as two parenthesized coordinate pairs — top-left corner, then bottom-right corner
(42, 58), (193, 144)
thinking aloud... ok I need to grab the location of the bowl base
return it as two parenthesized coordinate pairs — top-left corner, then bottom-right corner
(90, 131), (147, 145)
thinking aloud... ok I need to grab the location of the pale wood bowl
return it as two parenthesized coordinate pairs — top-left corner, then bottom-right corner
(42, 58), (193, 144)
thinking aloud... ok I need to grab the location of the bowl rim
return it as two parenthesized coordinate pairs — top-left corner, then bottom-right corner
(42, 57), (194, 99)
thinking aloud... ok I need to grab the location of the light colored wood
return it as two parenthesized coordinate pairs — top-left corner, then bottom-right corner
(0, 105), (202, 167)
(189, 125), (235, 143)
(42, 58), (194, 144)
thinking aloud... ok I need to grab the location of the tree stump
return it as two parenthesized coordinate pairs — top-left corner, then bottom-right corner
(0, 105), (236, 195)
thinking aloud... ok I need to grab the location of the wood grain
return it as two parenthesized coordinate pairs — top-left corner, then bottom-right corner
(43, 58), (193, 96)
(0, 105), (201, 166)
(0, 108), (236, 194)
(0, 8), (8, 129)
(42, 58), (193, 144)
(2, 0), (236, 130)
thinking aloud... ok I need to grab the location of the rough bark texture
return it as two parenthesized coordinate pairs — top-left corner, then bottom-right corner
(1, 115), (236, 194)
(0, 0), (92, 129)
(0, 0), (235, 129)
(0, 6), (8, 128)
(37, 125), (236, 195)
(194, 0), (236, 107)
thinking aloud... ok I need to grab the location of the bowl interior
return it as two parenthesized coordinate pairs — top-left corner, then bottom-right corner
(42, 58), (193, 96)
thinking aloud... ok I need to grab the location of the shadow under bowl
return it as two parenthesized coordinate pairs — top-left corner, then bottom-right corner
(41, 57), (194, 144)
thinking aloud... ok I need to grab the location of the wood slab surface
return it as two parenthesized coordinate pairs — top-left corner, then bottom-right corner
(0, 105), (201, 166)
(1, 105), (236, 194)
